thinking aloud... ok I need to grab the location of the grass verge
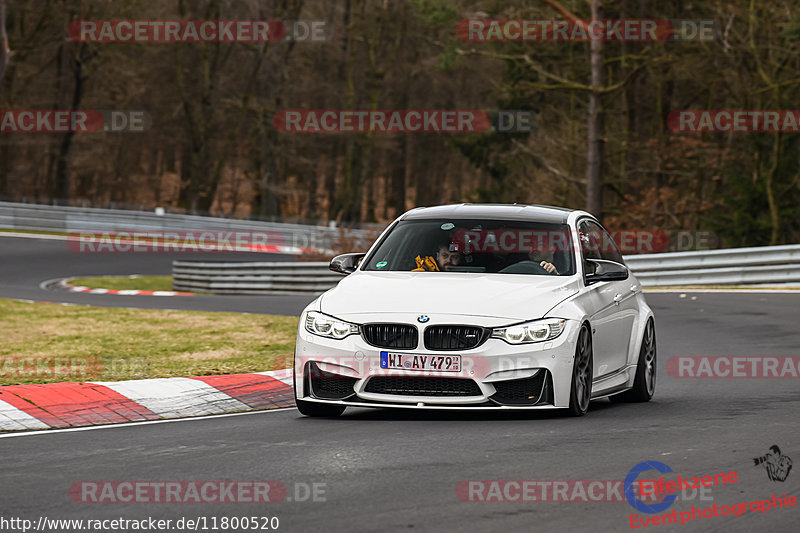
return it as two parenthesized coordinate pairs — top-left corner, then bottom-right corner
(0, 298), (298, 385)
(0, 228), (70, 236)
(69, 275), (175, 292)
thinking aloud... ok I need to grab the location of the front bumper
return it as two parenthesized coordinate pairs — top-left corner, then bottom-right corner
(294, 317), (580, 409)
(297, 398), (563, 411)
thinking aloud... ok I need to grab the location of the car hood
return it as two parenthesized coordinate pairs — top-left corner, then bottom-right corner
(320, 271), (580, 321)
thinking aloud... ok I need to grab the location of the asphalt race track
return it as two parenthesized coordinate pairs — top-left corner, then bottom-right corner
(1, 234), (799, 532)
(0, 234), (313, 315)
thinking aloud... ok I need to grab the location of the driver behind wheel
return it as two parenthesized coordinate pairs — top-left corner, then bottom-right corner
(529, 247), (559, 275)
(499, 241), (560, 275)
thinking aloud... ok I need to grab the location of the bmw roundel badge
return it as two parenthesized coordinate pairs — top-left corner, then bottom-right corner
(417, 315), (430, 323)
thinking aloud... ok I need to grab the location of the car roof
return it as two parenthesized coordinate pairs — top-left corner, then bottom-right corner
(400, 203), (578, 224)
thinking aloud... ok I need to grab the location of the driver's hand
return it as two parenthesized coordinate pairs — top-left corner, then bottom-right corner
(540, 261), (558, 274)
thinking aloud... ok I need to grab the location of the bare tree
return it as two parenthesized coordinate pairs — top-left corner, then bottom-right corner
(0, 0), (10, 83)
(539, 0), (603, 217)
(584, 0), (604, 218)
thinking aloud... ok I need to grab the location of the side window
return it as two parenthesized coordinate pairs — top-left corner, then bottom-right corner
(595, 222), (625, 264)
(578, 220), (602, 262)
(580, 220), (625, 265)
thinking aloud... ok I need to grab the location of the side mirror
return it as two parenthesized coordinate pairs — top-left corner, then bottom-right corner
(584, 259), (629, 284)
(329, 253), (366, 275)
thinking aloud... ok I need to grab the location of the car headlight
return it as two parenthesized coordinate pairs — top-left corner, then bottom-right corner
(304, 311), (359, 340)
(491, 318), (566, 344)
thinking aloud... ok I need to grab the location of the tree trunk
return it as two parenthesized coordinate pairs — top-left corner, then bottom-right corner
(764, 131), (781, 245)
(0, 0), (9, 83)
(585, 0), (604, 218)
(391, 136), (409, 217)
(0, 0), (8, 195)
(54, 27), (92, 202)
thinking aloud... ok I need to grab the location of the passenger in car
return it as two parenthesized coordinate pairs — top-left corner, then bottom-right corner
(412, 243), (464, 272)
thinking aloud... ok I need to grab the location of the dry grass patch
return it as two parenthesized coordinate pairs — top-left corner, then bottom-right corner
(69, 275), (175, 292)
(0, 298), (298, 385)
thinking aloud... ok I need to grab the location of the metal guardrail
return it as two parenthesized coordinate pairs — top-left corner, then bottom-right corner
(623, 245), (800, 286)
(0, 201), (377, 252)
(172, 245), (800, 294)
(173, 245), (800, 294)
(172, 261), (342, 294)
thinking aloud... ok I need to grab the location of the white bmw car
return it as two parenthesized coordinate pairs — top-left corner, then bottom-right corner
(293, 204), (656, 417)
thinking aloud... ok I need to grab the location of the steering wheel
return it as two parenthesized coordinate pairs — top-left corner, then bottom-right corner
(531, 261), (554, 275)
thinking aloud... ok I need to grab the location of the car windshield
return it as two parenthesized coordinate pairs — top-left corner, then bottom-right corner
(363, 219), (575, 275)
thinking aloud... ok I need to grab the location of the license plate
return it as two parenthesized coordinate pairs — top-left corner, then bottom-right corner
(380, 352), (461, 372)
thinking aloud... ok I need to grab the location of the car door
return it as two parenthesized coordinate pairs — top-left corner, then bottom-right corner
(578, 219), (637, 377)
(594, 221), (640, 372)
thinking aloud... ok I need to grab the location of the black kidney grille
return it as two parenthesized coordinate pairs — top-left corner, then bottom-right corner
(364, 377), (481, 396)
(424, 325), (488, 351)
(362, 324), (417, 349)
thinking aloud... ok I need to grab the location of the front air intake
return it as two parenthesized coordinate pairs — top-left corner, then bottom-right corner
(307, 361), (357, 400)
(489, 371), (552, 406)
(364, 376), (481, 397)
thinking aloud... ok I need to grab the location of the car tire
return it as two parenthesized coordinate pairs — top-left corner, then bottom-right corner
(609, 318), (656, 403)
(567, 323), (593, 416)
(295, 398), (346, 417)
